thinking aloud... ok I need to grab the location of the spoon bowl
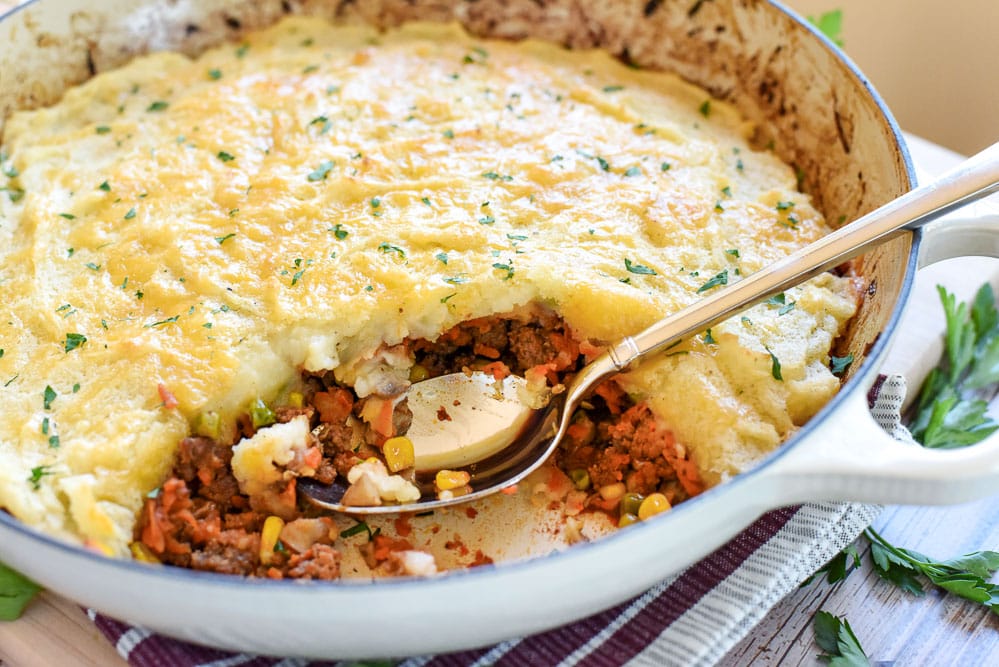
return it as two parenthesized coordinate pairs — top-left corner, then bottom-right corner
(301, 140), (999, 515)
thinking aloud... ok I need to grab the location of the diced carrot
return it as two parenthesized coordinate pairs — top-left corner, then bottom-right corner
(579, 340), (604, 360)
(141, 500), (165, 553)
(480, 361), (511, 380)
(566, 420), (595, 445)
(302, 446), (322, 470)
(594, 380), (626, 415)
(473, 343), (501, 359)
(157, 383), (179, 409)
(372, 397), (396, 438)
(278, 478), (297, 509)
(314, 388), (353, 423)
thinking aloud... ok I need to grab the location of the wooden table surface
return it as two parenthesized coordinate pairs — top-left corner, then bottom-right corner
(0, 5), (995, 658)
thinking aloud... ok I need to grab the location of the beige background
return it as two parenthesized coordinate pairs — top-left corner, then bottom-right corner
(785, 0), (998, 155)
(0, 0), (995, 153)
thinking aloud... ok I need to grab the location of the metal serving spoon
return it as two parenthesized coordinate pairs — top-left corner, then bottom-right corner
(300, 141), (999, 514)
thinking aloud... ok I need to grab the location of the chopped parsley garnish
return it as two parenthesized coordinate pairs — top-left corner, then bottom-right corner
(217, 151), (236, 163)
(146, 315), (180, 328)
(421, 197), (432, 206)
(624, 166), (642, 177)
(443, 129), (455, 139)
(98, 180), (111, 192)
(43, 385), (57, 410)
(215, 233), (236, 245)
(479, 215), (495, 225)
(309, 115), (333, 134)
(307, 160), (334, 182)
(624, 258), (657, 276)
(95, 126), (112, 135)
(492, 262), (514, 280)
(0, 349), (3, 359)
(329, 223), (349, 240)
(698, 100), (711, 117)
(208, 68), (223, 80)
(378, 242), (406, 258)
(661, 161), (671, 172)
(721, 186), (733, 197)
(703, 329), (716, 345)
(596, 156), (611, 172)
(725, 248), (740, 258)
(27, 465), (55, 490)
(340, 521), (372, 539)
(435, 252), (448, 265)
(370, 197), (381, 209)
(507, 233), (528, 242)
(124, 207), (137, 220)
(602, 85), (624, 93)
(48, 435), (60, 448)
(765, 346), (783, 381)
(775, 200), (795, 211)
(696, 269), (729, 293)
(235, 43), (250, 58)
(85, 262), (101, 271)
(64, 333), (87, 353)
(440, 293), (457, 304)
(58, 213), (75, 220)
(830, 354), (854, 377)
(766, 293), (796, 315)
(146, 101), (169, 112)
(444, 275), (468, 285)
(482, 171), (513, 182)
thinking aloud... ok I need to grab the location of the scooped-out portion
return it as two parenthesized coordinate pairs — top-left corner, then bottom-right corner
(0, 16), (862, 572)
(136, 305), (705, 578)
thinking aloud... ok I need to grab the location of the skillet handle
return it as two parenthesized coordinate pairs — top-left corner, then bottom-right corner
(757, 377), (999, 505)
(756, 200), (999, 506)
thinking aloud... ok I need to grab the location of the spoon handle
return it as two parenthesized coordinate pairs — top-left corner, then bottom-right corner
(612, 141), (999, 371)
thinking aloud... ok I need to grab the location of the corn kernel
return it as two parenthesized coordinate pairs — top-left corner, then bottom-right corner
(598, 482), (626, 501)
(638, 493), (671, 520)
(383, 436), (415, 472)
(260, 515), (285, 565)
(436, 469), (471, 491)
(438, 484), (472, 501)
(287, 391), (304, 408)
(409, 364), (430, 382)
(130, 542), (161, 564)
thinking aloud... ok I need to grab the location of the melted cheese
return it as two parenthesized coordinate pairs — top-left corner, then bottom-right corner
(0, 18), (857, 553)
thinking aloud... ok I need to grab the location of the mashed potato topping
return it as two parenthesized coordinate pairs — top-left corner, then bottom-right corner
(0, 17), (858, 555)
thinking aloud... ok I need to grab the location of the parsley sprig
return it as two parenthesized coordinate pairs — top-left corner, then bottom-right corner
(865, 527), (999, 611)
(909, 283), (999, 448)
(813, 611), (870, 667)
(0, 562), (42, 621)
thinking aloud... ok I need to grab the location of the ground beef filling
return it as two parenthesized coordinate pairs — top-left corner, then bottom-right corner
(135, 309), (703, 578)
